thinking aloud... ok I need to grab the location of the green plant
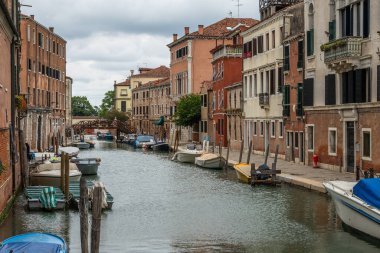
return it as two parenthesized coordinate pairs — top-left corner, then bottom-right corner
(320, 39), (347, 52)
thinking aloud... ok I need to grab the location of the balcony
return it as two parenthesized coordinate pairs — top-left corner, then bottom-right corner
(321, 37), (363, 72)
(212, 45), (242, 61)
(259, 93), (269, 108)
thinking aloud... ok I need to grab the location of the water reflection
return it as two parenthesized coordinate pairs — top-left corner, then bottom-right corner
(0, 141), (379, 252)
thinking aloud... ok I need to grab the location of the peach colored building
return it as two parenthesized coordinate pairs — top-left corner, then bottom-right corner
(19, 14), (67, 151)
(167, 18), (258, 142)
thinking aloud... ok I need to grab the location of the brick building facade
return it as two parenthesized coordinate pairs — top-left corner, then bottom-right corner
(19, 15), (67, 151)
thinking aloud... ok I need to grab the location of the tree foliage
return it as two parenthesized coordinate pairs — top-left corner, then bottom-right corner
(72, 96), (97, 116)
(103, 109), (129, 122)
(99, 90), (115, 117)
(174, 94), (201, 127)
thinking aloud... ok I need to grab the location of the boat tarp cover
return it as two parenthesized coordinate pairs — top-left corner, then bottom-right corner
(353, 178), (380, 210)
(39, 187), (57, 209)
(153, 116), (164, 125)
(0, 242), (62, 253)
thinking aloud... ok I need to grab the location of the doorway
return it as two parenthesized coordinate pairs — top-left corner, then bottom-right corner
(299, 132), (304, 163)
(346, 122), (355, 173)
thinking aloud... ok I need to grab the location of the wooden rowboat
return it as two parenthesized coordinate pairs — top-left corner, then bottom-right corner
(233, 163), (251, 183)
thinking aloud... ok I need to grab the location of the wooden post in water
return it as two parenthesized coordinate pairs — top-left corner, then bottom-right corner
(60, 152), (65, 191)
(80, 177), (89, 253)
(246, 140), (253, 164)
(91, 184), (103, 253)
(250, 163), (256, 186)
(219, 142), (222, 156)
(238, 140), (244, 163)
(264, 144), (269, 165)
(64, 153), (70, 202)
(224, 141), (231, 170)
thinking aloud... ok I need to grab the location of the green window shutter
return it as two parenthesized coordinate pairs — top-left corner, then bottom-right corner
(307, 30), (314, 56)
(284, 45), (290, 71)
(329, 20), (336, 41)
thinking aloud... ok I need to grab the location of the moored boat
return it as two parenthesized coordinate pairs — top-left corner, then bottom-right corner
(86, 140), (96, 148)
(74, 142), (91, 149)
(195, 153), (226, 169)
(30, 163), (81, 187)
(172, 149), (203, 163)
(152, 142), (170, 151)
(233, 163), (251, 183)
(134, 135), (155, 148)
(323, 178), (380, 239)
(58, 146), (79, 157)
(0, 233), (67, 253)
(71, 158), (100, 175)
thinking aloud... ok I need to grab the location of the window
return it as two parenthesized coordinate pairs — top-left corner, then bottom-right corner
(33, 29), (35, 44)
(28, 59), (32, 71)
(341, 69), (370, 104)
(253, 121), (257, 136)
(295, 132), (299, 148)
(120, 101), (126, 112)
(270, 69), (275, 95)
(271, 121), (275, 138)
(284, 45), (290, 71)
(257, 35), (264, 54)
(307, 4), (315, 56)
(27, 25), (30, 42)
(328, 128), (337, 156)
(278, 67), (283, 93)
(243, 41), (252, 58)
(176, 46), (188, 59)
(254, 74), (257, 97)
(249, 75), (253, 98)
(260, 121), (264, 136)
(297, 40), (304, 69)
(120, 89), (128, 96)
(286, 132), (293, 148)
(272, 30), (275, 49)
(279, 121), (283, 138)
(244, 76), (248, 98)
(252, 38), (257, 56)
(362, 129), (371, 160)
(279, 27), (284, 43)
(307, 125), (314, 151)
(265, 33), (269, 51)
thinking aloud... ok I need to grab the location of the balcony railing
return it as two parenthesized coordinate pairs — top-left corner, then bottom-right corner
(213, 46), (242, 61)
(322, 37), (362, 64)
(259, 93), (269, 107)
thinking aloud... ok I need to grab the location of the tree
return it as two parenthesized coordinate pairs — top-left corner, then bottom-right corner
(99, 90), (115, 117)
(72, 96), (97, 116)
(103, 109), (129, 122)
(174, 94), (201, 127)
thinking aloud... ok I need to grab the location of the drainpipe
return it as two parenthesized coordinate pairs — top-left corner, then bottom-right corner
(10, 35), (18, 193)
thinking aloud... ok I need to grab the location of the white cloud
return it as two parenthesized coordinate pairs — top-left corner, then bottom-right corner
(22, 0), (260, 106)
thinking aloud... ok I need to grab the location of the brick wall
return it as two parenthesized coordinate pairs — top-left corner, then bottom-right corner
(0, 129), (12, 214)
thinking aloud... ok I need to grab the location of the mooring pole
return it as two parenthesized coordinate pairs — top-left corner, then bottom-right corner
(80, 177), (89, 253)
(246, 140), (253, 164)
(64, 153), (70, 203)
(224, 141), (231, 170)
(91, 184), (103, 253)
(60, 152), (65, 191)
(238, 140), (244, 164)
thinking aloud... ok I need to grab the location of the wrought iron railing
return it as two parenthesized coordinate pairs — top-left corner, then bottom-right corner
(259, 93), (269, 107)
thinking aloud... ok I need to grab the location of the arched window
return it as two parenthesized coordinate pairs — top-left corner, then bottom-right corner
(307, 3), (314, 56)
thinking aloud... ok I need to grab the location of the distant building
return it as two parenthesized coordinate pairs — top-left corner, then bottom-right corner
(210, 23), (256, 147)
(282, 2), (305, 164)
(167, 18), (258, 142)
(130, 66), (170, 90)
(132, 78), (171, 138)
(226, 82), (243, 150)
(241, 1), (301, 158)
(19, 14), (67, 151)
(114, 79), (132, 114)
(65, 76), (73, 128)
(303, 0), (380, 173)
(199, 81), (213, 144)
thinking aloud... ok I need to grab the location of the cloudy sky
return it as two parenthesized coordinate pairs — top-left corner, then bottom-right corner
(23, 0), (260, 106)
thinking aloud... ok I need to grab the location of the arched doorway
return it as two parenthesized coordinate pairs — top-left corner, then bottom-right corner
(37, 116), (42, 152)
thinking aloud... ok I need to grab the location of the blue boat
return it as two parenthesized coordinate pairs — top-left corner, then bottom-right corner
(0, 233), (67, 253)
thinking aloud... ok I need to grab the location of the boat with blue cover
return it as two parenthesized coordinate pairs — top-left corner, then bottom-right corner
(323, 178), (380, 239)
(0, 233), (67, 253)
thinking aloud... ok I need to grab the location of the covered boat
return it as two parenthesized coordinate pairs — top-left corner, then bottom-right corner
(323, 178), (380, 239)
(0, 233), (67, 253)
(58, 146), (79, 157)
(71, 158), (101, 175)
(74, 142), (90, 149)
(30, 163), (81, 187)
(195, 153), (226, 169)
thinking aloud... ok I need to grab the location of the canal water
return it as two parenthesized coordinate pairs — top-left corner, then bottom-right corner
(1, 141), (379, 252)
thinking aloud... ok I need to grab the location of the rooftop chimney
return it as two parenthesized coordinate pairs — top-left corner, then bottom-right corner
(130, 70), (134, 76)
(49, 27), (54, 33)
(198, 25), (204, 35)
(114, 80), (116, 85)
(30, 15), (34, 20)
(173, 33), (178, 41)
(184, 27), (189, 35)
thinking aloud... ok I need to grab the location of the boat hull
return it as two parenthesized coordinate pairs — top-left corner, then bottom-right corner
(324, 182), (380, 239)
(195, 155), (226, 169)
(152, 143), (170, 151)
(31, 172), (81, 187)
(75, 142), (90, 149)
(172, 152), (202, 163)
(76, 163), (99, 175)
(233, 163), (251, 183)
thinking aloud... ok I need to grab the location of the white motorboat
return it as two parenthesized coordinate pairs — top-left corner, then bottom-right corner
(71, 158), (100, 175)
(323, 178), (380, 239)
(172, 149), (203, 163)
(74, 142), (91, 149)
(195, 153), (226, 169)
(30, 163), (82, 187)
